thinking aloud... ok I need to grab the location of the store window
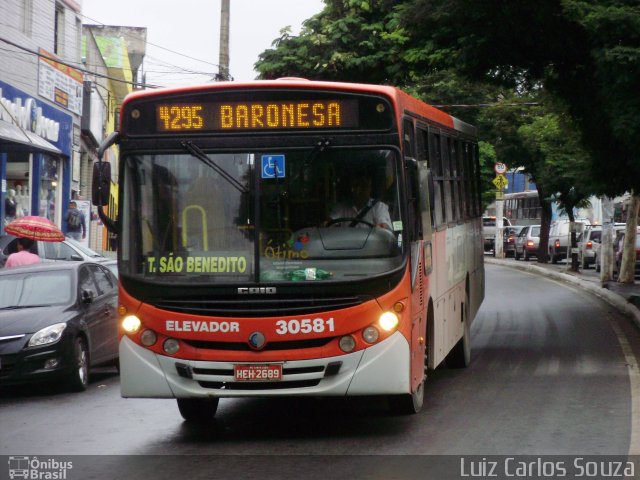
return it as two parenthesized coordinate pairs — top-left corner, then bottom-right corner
(5, 152), (31, 225)
(39, 156), (60, 222)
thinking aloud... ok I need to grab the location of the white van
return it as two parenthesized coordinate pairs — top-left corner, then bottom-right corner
(548, 219), (590, 263)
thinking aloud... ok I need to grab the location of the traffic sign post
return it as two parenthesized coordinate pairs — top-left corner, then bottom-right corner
(492, 174), (509, 190)
(491, 166), (508, 259)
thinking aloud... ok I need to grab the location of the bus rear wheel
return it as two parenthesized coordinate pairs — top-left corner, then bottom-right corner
(177, 398), (219, 422)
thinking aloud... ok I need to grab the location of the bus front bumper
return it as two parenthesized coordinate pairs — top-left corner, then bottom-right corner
(119, 333), (410, 398)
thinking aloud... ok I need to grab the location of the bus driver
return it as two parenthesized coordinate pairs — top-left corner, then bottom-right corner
(329, 175), (392, 230)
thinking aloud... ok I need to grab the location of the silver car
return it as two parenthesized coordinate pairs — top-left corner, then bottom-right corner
(577, 225), (601, 269)
(0, 234), (111, 268)
(514, 225), (541, 261)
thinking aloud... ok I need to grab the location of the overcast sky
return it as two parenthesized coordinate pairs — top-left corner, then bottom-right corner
(81, 0), (325, 86)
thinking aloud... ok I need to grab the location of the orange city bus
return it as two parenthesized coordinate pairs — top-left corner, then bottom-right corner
(92, 79), (484, 421)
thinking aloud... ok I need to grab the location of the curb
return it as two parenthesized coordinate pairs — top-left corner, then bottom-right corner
(486, 257), (640, 330)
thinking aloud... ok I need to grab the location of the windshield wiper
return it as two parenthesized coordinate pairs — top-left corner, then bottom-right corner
(0, 304), (51, 310)
(181, 141), (247, 194)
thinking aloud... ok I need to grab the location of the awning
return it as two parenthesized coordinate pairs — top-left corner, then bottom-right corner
(0, 119), (62, 155)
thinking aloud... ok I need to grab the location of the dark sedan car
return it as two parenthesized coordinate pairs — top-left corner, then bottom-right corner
(0, 261), (119, 391)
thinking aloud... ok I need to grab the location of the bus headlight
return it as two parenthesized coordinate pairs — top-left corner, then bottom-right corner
(140, 329), (157, 346)
(163, 338), (180, 355)
(379, 311), (399, 332)
(362, 326), (380, 344)
(338, 335), (356, 353)
(122, 315), (142, 334)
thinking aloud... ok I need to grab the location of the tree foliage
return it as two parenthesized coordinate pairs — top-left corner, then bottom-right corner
(255, 0), (408, 84)
(399, 0), (640, 196)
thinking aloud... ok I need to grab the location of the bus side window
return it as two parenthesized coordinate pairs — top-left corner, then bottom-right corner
(416, 126), (433, 235)
(429, 130), (445, 228)
(405, 157), (422, 240)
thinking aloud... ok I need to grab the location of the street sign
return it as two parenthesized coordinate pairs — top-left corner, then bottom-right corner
(494, 162), (507, 175)
(492, 174), (508, 190)
(495, 190), (504, 200)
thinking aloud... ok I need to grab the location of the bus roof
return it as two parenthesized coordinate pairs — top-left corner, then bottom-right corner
(122, 79), (476, 137)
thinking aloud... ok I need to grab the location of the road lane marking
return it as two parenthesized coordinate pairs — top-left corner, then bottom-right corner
(610, 320), (640, 455)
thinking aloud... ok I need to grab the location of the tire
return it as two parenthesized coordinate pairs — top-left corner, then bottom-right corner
(388, 380), (424, 415)
(177, 398), (220, 422)
(523, 249), (529, 261)
(67, 337), (89, 392)
(514, 249), (520, 261)
(446, 293), (471, 369)
(388, 305), (430, 415)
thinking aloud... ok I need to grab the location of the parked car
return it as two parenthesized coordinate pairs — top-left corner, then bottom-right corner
(577, 225), (602, 269)
(499, 226), (524, 258)
(595, 225), (627, 272)
(104, 259), (118, 278)
(548, 219), (590, 264)
(0, 234), (110, 268)
(482, 216), (512, 252)
(0, 261), (119, 391)
(514, 225), (541, 261)
(613, 228), (640, 278)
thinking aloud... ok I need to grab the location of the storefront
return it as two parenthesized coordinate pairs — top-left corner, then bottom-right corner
(0, 80), (73, 234)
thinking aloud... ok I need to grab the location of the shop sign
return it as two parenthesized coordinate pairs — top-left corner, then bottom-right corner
(37, 48), (84, 115)
(0, 80), (73, 156)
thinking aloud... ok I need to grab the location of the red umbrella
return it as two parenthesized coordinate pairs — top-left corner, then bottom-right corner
(5, 216), (65, 242)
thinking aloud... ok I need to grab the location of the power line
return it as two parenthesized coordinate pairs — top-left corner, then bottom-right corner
(433, 102), (541, 108)
(0, 36), (161, 89)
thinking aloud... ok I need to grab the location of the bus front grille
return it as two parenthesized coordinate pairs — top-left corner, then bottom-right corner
(184, 337), (333, 351)
(150, 296), (365, 317)
(198, 379), (321, 390)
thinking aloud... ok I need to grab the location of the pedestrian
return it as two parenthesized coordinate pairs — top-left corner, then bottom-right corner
(64, 201), (86, 241)
(5, 237), (40, 268)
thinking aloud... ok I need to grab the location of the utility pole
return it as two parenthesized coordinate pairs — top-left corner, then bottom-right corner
(217, 0), (230, 81)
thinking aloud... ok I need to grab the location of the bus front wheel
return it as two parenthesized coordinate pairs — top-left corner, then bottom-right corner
(177, 398), (219, 422)
(388, 379), (424, 415)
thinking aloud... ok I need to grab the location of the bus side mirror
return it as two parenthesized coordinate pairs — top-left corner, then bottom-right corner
(92, 162), (111, 207)
(92, 131), (119, 207)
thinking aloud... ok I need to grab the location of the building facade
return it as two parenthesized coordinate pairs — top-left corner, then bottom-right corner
(1, 0), (82, 235)
(0, 0), (146, 253)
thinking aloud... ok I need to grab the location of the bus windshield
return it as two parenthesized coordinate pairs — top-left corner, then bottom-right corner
(120, 146), (405, 284)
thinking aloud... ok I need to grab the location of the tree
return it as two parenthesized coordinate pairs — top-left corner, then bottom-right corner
(255, 0), (409, 84)
(399, 0), (640, 196)
(399, 0), (639, 271)
(518, 111), (594, 271)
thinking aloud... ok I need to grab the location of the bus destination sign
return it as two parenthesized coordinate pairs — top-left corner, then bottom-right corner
(155, 100), (359, 132)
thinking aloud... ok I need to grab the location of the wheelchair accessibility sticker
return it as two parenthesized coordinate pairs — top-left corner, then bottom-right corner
(261, 154), (285, 179)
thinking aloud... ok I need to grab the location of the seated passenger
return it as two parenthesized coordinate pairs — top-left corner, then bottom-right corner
(329, 175), (392, 230)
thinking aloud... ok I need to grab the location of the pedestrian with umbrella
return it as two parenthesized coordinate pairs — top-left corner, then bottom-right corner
(5, 237), (39, 268)
(4, 215), (64, 268)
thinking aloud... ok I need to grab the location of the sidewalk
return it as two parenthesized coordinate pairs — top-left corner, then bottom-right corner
(486, 256), (640, 330)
